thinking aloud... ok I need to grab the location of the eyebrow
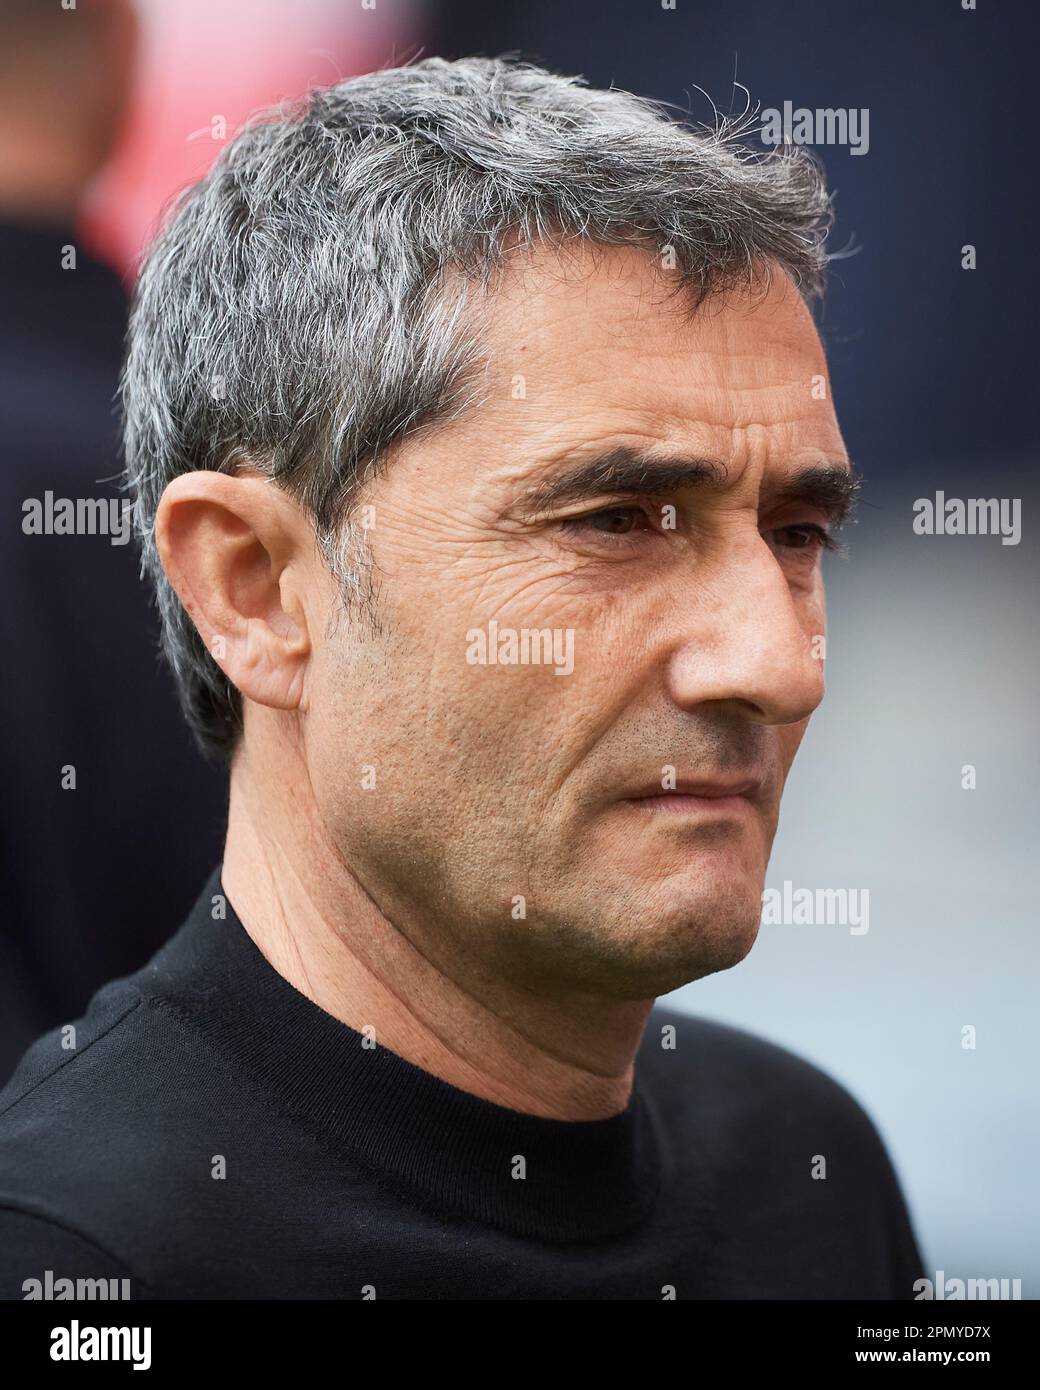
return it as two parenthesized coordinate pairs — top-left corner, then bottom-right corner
(510, 445), (859, 525)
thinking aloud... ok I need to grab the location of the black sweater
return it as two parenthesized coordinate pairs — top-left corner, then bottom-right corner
(0, 870), (925, 1299)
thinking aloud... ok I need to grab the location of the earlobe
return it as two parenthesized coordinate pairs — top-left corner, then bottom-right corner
(154, 472), (312, 714)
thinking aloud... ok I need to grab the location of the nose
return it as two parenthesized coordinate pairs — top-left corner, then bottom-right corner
(663, 539), (825, 726)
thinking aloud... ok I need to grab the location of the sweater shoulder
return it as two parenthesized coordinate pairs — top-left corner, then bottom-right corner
(0, 981), (179, 1295)
(0, 1206), (147, 1301)
(0, 974), (203, 1184)
(639, 1004), (892, 1150)
(0, 977), (147, 1119)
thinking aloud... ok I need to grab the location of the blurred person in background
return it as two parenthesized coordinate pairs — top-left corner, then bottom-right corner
(0, 0), (225, 1079)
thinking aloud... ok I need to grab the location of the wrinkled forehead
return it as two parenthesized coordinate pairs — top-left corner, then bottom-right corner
(475, 239), (827, 368)
(405, 244), (845, 506)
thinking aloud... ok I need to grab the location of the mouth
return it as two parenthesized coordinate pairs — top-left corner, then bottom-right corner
(622, 777), (763, 816)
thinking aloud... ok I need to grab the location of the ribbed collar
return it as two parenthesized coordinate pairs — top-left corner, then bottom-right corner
(136, 868), (663, 1244)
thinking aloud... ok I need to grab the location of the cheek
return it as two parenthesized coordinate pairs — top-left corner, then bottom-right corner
(300, 622), (412, 801)
(305, 612), (542, 818)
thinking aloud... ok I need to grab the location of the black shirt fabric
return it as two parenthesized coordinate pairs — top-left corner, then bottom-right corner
(0, 869), (926, 1299)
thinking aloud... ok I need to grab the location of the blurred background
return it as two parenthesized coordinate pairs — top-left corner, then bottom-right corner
(1, 0), (1035, 1294)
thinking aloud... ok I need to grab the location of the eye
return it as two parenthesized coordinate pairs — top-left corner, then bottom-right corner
(769, 523), (836, 552)
(562, 505), (651, 538)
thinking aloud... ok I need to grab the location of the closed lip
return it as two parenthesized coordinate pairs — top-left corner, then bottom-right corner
(624, 776), (764, 802)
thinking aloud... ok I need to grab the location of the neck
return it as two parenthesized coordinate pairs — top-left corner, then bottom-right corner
(221, 726), (653, 1121)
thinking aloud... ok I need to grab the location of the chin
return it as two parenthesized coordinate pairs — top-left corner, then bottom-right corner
(564, 879), (765, 999)
(651, 905), (761, 992)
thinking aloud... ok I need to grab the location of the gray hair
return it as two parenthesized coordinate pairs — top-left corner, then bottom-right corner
(122, 54), (834, 760)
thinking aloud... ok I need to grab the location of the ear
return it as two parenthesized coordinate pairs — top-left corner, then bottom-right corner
(154, 471), (316, 715)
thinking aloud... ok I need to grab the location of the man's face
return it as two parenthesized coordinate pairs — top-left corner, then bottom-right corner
(300, 246), (850, 1000)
